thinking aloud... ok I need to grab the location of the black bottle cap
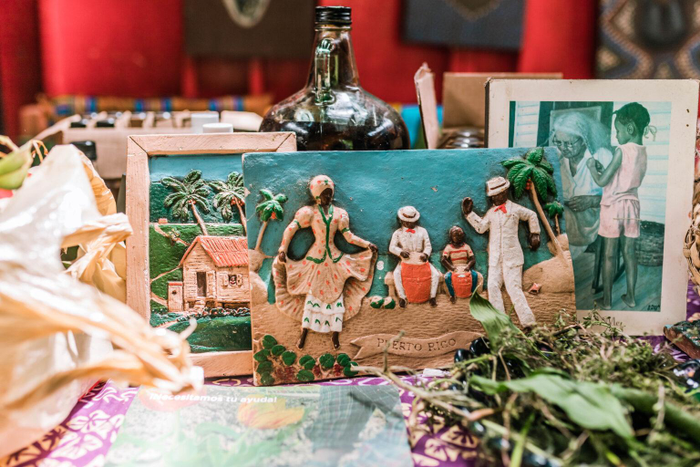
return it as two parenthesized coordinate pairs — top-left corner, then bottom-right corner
(315, 6), (351, 26)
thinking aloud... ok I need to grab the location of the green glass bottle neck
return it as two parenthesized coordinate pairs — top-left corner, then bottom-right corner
(307, 26), (360, 103)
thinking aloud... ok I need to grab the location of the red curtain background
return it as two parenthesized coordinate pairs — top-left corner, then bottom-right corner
(0, 0), (597, 140)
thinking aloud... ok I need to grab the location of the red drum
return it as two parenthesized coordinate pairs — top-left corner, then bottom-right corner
(452, 270), (474, 298)
(401, 263), (432, 303)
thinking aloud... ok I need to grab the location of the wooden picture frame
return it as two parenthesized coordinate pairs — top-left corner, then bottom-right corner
(126, 132), (296, 376)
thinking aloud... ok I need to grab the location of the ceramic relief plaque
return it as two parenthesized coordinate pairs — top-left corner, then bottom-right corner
(243, 148), (576, 385)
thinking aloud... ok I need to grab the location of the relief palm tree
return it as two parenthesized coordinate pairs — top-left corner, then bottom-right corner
(162, 170), (211, 236)
(210, 171), (246, 234)
(502, 148), (564, 258)
(254, 189), (287, 252)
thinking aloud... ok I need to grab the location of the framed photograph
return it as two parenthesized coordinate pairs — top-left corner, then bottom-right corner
(243, 148), (576, 385)
(126, 132), (296, 376)
(487, 79), (699, 334)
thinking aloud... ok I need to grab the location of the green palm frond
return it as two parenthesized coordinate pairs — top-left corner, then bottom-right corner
(539, 159), (554, 174)
(512, 165), (533, 199)
(194, 186), (210, 197)
(544, 201), (564, 218)
(183, 170), (202, 184)
(172, 205), (190, 221)
(530, 168), (549, 199)
(164, 192), (183, 208)
(273, 194), (288, 203)
(228, 172), (243, 187)
(260, 189), (274, 201)
(172, 197), (188, 213)
(545, 172), (558, 197)
(160, 177), (185, 190)
(209, 180), (228, 191)
(192, 195), (210, 214)
(220, 205), (233, 222)
(502, 158), (527, 169)
(256, 200), (273, 213)
(526, 147), (544, 164)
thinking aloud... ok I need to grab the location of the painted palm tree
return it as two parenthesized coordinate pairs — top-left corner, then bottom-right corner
(162, 170), (211, 236)
(255, 189), (288, 252)
(210, 171), (247, 233)
(544, 201), (564, 236)
(502, 148), (564, 257)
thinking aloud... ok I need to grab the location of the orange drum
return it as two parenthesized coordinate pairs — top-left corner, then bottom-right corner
(401, 262), (432, 303)
(452, 269), (474, 298)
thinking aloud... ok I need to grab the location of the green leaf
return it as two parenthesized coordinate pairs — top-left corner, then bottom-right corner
(319, 353), (335, 369)
(544, 202), (564, 218)
(299, 355), (316, 370)
(260, 372), (275, 386)
(526, 147), (544, 164)
(220, 206), (232, 222)
(274, 194), (288, 203)
(160, 177), (184, 189)
(539, 158), (554, 174)
(209, 180), (227, 191)
(256, 360), (273, 374)
(228, 172), (243, 186)
(184, 170), (202, 184)
(530, 167), (549, 199)
(282, 351), (297, 366)
(271, 344), (286, 356)
(260, 189), (273, 201)
(501, 158), (526, 169)
(337, 353), (351, 367)
(163, 192), (182, 208)
(469, 292), (520, 344)
(253, 349), (270, 362)
(343, 362), (359, 377)
(262, 335), (278, 349)
(471, 372), (633, 440)
(513, 165), (533, 199)
(545, 171), (557, 197)
(194, 186), (210, 197)
(296, 369), (315, 382)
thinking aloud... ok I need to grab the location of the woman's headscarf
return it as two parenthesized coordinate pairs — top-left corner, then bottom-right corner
(549, 111), (612, 155)
(309, 175), (334, 203)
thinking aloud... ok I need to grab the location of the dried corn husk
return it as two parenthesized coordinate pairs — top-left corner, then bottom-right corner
(0, 145), (202, 457)
(686, 126), (700, 293)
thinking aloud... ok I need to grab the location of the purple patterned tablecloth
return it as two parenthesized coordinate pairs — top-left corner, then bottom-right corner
(4, 282), (699, 467)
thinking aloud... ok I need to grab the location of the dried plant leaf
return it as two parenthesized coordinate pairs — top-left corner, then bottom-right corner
(0, 145), (202, 456)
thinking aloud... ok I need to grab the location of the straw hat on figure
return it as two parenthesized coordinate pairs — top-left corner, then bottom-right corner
(389, 206), (441, 308)
(462, 176), (540, 327)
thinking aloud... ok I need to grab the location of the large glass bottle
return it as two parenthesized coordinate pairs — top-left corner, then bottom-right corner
(260, 6), (410, 151)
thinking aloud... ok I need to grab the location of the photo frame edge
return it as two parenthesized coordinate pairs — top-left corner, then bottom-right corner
(486, 79), (700, 334)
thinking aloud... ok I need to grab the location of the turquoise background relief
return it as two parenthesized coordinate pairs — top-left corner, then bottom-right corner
(243, 149), (567, 298)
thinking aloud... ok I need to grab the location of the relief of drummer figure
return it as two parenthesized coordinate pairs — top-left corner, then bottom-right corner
(389, 206), (440, 308)
(462, 176), (540, 327)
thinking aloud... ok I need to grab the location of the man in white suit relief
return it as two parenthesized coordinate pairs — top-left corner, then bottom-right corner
(462, 176), (540, 327)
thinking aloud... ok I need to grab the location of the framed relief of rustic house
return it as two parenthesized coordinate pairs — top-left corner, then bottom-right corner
(126, 132), (296, 376)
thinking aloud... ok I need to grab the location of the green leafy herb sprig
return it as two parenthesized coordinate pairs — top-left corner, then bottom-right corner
(359, 295), (700, 467)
